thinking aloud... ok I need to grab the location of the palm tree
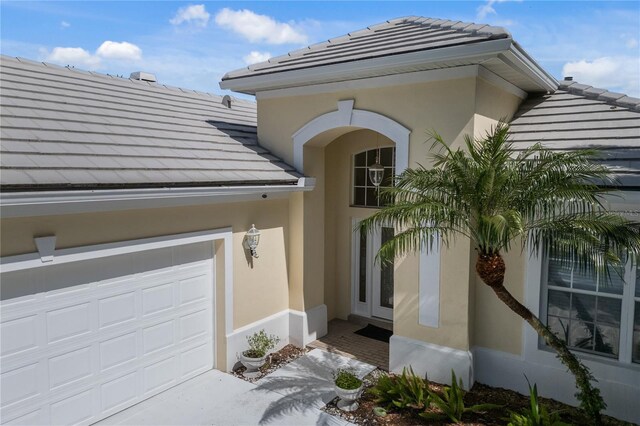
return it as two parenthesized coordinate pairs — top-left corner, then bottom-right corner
(360, 123), (640, 424)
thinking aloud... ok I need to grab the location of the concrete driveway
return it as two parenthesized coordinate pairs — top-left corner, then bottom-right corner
(96, 349), (375, 426)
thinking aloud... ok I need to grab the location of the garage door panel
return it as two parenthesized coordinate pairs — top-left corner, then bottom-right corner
(143, 356), (177, 395)
(101, 371), (138, 412)
(98, 292), (136, 329)
(46, 302), (92, 344)
(1, 315), (38, 357)
(179, 275), (208, 305)
(4, 408), (43, 425)
(180, 309), (209, 342)
(0, 244), (214, 425)
(142, 320), (175, 355)
(42, 261), (97, 298)
(142, 282), (174, 317)
(1, 363), (40, 407)
(180, 343), (211, 377)
(99, 332), (137, 372)
(51, 388), (94, 425)
(49, 346), (93, 390)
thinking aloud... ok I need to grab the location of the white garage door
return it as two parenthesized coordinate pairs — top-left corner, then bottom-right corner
(0, 242), (215, 425)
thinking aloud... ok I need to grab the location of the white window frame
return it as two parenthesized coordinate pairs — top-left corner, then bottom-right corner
(539, 253), (636, 363)
(351, 147), (396, 208)
(524, 192), (640, 374)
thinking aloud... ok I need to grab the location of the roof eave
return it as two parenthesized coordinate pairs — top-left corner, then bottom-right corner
(219, 38), (556, 95)
(501, 42), (558, 93)
(0, 177), (316, 218)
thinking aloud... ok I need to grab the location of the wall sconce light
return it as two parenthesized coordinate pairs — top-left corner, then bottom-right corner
(245, 224), (261, 258)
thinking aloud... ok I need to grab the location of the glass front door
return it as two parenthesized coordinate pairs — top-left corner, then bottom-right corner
(353, 222), (394, 320)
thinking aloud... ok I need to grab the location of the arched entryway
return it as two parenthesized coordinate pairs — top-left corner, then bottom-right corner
(292, 101), (410, 326)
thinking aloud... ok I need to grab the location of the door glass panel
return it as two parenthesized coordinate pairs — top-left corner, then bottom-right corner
(379, 227), (394, 309)
(358, 231), (367, 303)
(633, 301), (640, 363)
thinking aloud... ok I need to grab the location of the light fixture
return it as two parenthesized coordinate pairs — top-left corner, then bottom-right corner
(245, 224), (261, 258)
(368, 148), (385, 187)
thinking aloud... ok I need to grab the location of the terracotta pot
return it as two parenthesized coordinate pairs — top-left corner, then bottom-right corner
(239, 351), (266, 371)
(334, 383), (363, 412)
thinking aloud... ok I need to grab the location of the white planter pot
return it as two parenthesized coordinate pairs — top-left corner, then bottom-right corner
(334, 383), (363, 412)
(239, 352), (266, 371)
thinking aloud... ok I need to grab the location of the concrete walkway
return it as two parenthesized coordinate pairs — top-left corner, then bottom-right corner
(96, 349), (375, 426)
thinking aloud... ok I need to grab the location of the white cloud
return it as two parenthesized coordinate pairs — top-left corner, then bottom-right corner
(476, 0), (521, 21)
(562, 56), (640, 97)
(96, 41), (142, 60)
(215, 8), (307, 45)
(243, 51), (271, 65)
(46, 47), (101, 68)
(626, 37), (638, 49)
(45, 40), (142, 70)
(60, 21), (70, 29)
(170, 4), (210, 27)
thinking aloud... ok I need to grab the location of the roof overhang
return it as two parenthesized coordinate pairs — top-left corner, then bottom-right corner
(220, 39), (558, 95)
(0, 178), (315, 218)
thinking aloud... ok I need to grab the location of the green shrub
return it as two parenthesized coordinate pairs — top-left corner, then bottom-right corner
(420, 370), (501, 423)
(369, 367), (429, 410)
(244, 329), (279, 358)
(334, 368), (363, 390)
(507, 380), (569, 426)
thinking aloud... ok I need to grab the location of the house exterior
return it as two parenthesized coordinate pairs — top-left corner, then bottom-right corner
(1, 16), (639, 424)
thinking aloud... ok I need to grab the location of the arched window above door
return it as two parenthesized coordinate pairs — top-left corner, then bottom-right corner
(352, 147), (395, 208)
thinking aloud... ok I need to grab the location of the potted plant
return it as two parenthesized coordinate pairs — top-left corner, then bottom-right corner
(333, 367), (363, 412)
(238, 329), (280, 372)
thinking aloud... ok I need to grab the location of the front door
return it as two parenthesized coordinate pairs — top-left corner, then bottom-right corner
(352, 221), (394, 320)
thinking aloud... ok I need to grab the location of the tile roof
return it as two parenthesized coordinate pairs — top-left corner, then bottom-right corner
(0, 56), (300, 191)
(222, 16), (510, 80)
(510, 79), (640, 188)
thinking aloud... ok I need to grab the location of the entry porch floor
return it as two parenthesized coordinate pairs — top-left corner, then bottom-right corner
(308, 319), (390, 370)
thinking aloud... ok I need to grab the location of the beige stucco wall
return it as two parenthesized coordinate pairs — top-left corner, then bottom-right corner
(0, 198), (293, 368)
(471, 79), (526, 355)
(258, 75), (524, 353)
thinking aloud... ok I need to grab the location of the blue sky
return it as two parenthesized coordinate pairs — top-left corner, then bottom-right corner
(2, 1), (639, 98)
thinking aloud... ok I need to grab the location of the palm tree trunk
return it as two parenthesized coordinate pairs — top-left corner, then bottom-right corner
(476, 253), (605, 425)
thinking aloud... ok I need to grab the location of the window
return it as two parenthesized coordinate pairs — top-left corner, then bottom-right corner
(544, 252), (639, 363)
(352, 147), (395, 208)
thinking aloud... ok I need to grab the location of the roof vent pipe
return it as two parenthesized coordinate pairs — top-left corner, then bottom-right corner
(130, 71), (157, 83)
(222, 95), (232, 108)
(564, 76), (573, 81)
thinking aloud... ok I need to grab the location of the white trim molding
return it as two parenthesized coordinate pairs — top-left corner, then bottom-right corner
(257, 65), (527, 101)
(0, 179), (315, 218)
(289, 304), (328, 347)
(390, 335), (474, 389)
(225, 309), (291, 372)
(292, 100), (411, 175)
(419, 240), (441, 328)
(224, 304), (328, 372)
(473, 346), (640, 423)
(1, 228), (232, 273)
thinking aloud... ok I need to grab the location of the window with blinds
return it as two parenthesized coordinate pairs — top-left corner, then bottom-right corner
(544, 252), (638, 363)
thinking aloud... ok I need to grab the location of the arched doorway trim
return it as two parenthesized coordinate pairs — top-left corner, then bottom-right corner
(292, 100), (411, 174)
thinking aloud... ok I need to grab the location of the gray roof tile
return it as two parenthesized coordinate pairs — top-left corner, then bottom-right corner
(511, 80), (640, 188)
(1, 55), (300, 190)
(222, 16), (510, 81)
